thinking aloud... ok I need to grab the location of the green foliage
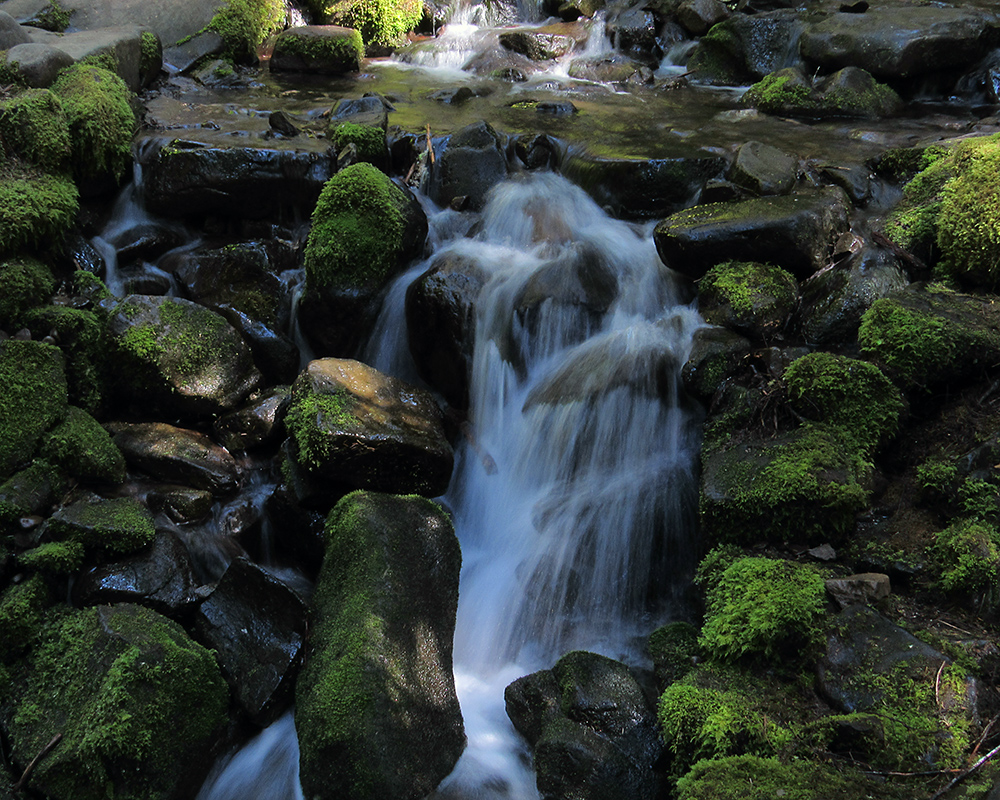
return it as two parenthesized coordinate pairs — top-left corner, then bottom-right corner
(0, 574), (50, 662)
(139, 30), (161, 76)
(675, 755), (865, 800)
(0, 158), (79, 256)
(698, 557), (825, 663)
(332, 122), (387, 165)
(51, 64), (135, 181)
(915, 457), (958, 503)
(38, 406), (126, 484)
(310, 0), (422, 50)
(72, 269), (113, 302)
(933, 519), (1000, 596)
(276, 27), (363, 66)
(209, 0), (286, 61)
(0, 88), (72, 171)
(783, 352), (902, 454)
(958, 478), (999, 520)
(286, 389), (358, 469)
(0, 255), (55, 327)
(18, 540), (86, 573)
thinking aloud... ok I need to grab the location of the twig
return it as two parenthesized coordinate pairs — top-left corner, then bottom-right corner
(425, 124), (435, 165)
(970, 712), (1000, 760)
(934, 660), (946, 708)
(864, 768), (957, 778)
(13, 733), (62, 793)
(929, 742), (1000, 800)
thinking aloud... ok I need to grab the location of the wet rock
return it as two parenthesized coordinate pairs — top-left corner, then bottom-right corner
(728, 140), (797, 196)
(800, 7), (998, 80)
(117, 263), (173, 295)
(515, 132), (557, 169)
(2, 603), (228, 800)
(212, 386), (291, 454)
(567, 54), (652, 85)
(427, 120), (508, 211)
(215, 307), (300, 386)
(562, 152), (726, 219)
(194, 557), (307, 726)
(46, 493), (155, 554)
(110, 421), (240, 495)
(744, 66), (902, 120)
(698, 260), (799, 341)
(405, 252), (488, 410)
(111, 221), (185, 264)
(145, 483), (214, 523)
(818, 161), (871, 205)
(296, 492), (464, 800)
(654, 186), (852, 280)
(192, 58), (241, 87)
(505, 669), (563, 745)
(270, 25), (364, 74)
(285, 358), (454, 499)
(681, 325), (752, 401)
(3, 41), (73, 87)
(607, 7), (658, 58)
(675, 0), (728, 37)
(825, 573), (890, 609)
(463, 46), (541, 82)
(330, 94), (394, 131)
(73, 529), (200, 615)
(687, 10), (805, 85)
(268, 109), (300, 136)
(499, 28), (576, 60)
(37, 405), (126, 485)
(103, 295), (263, 420)
(553, 0), (603, 22)
(0, 461), (66, 526)
(796, 240), (907, 346)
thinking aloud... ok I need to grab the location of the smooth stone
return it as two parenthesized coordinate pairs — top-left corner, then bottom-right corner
(825, 573), (891, 609)
(3, 41), (73, 87)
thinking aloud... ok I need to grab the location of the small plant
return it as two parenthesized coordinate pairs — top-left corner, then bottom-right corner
(933, 518), (1000, 598)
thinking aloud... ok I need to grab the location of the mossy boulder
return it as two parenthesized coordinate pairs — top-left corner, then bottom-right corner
(0, 339), (68, 481)
(857, 285), (1000, 390)
(680, 326), (752, 402)
(648, 621), (699, 688)
(880, 143), (953, 265)
(686, 11), (804, 86)
(270, 25), (364, 73)
(295, 491), (464, 800)
(0, 574), (50, 663)
(2, 603), (228, 800)
(208, 0), (286, 62)
(0, 158), (79, 256)
(0, 460), (67, 528)
(331, 121), (387, 167)
(675, 755), (876, 800)
(38, 406), (126, 484)
(47, 494), (155, 554)
(103, 295), (263, 420)
(305, 0), (421, 53)
(742, 66), (902, 120)
(300, 163), (427, 356)
(0, 87), (71, 171)
(698, 260), (798, 341)
(933, 519), (1000, 599)
(0, 255), (55, 327)
(51, 63), (135, 183)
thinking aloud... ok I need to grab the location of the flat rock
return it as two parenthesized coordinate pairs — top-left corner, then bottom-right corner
(825, 573), (890, 609)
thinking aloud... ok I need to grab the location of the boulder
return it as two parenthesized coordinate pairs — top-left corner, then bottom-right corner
(46, 493), (155, 554)
(607, 7), (658, 57)
(680, 325), (752, 401)
(675, 0), (728, 37)
(0, 9), (29, 48)
(38, 405), (126, 484)
(145, 484), (213, 523)
(285, 358), (453, 500)
(162, 30), (224, 74)
(499, 28), (576, 60)
(270, 25), (364, 74)
(110, 421), (240, 495)
(654, 186), (851, 280)
(427, 120), (508, 211)
(215, 307), (300, 386)
(102, 295), (263, 420)
(727, 140), (797, 196)
(194, 557), (307, 726)
(687, 10), (805, 85)
(0, 461), (66, 525)
(0, 158), (79, 256)
(296, 491), (465, 800)
(697, 260), (798, 341)
(49, 25), (160, 91)
(2, 41), (73, 86)
(329, 94), (392, 130)
(742, 66), (902, 119)
(566, 54), (652, 85)
(824, 573), (890, 609)
(212, 386), (291, 454)
(2, 603), (228, 800)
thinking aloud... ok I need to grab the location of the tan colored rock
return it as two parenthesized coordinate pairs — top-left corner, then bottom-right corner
(825, 572), (890, 609)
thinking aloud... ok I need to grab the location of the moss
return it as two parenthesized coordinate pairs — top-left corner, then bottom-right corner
(649, 621), (700, 687)
(743, 67), (899, 119)
(857, 295), (954, 387)
(0, 255), (56, 327)
(208, 0), (286, 61)
(24, 305), (108, 413)
(285, 389), (359, 469)
(27, 1), (72, 32)
(18, 540), (86, 573)
(308, 0), (422, 51)
(277, 26), (363, 65)
(49, 496), (155, 554)
(686, 23), (748, 85)
(0, 339), (68, 481)
(675, 755), (868, 800)
(72, 269), (113, 302)
(783, 352), (902, 454)
(0, 459), (65, 526)
(51, 64), (135, 182)
(0, 574), (50, 663)
(698, 557), (825, 664)
(303, 162), (410, 291)
(0, 88), (72, 171)
(933, 519), (1000, 597)
(139, 30), (160, 76)
(38, 406), (126, 484)
(742, 71), (811, 112)
(332, 122), (386, 165)
(699, 260), (798, 339)
(0, 158), (79, 256)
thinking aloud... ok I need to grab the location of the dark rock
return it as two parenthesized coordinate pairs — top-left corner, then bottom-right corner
(212, 386), (291, 454)
(215, 306), (300, 386)
(270, 25), (363, 75)
(505, 669), (563, 746)
(162, 30), (225, 74)
(515, 133), (557, 170)
(687, 10), (805, 85)
(145, 483), (214, 523)
(607, 7), (658, 58)
(728, 140), (797, 196)
(818, 161), (871, 205)
(824, 573), (890, 609)
(681, 325), (752, 401)
(194, 557), (307, 726)
(296, 492), (464, 800)
(330, 93), (392, 131)
(698, 260), (799, 341)
(269, 110), (300, 136)
(427, 120), (508, 211)
(110, 221), (185, 264)
(45, 492), (156, 554)
(499, 29), (575, 60)
(675, 0), (728, 37)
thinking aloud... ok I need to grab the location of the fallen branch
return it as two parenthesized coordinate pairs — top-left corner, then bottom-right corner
(929, 742), (1000, 800)
(13, 733), (62, 793)
(425, 124), (435, 166)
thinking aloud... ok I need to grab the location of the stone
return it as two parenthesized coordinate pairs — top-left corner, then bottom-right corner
(296, 492), (464, 800)
(825, 573), (890, 609)
(499, 29), (576, 60)
(3, 41), (73, 87)
(728, 140), (797, 196)
(607, 7), (657, 57)
(687, 10), (805, 85)
(145, 483), (214, 523)
(212, 386), (291, 454)
(427, 120), (508, 211)
(698, 260), (799, 341)
(162, 30), (224, 74)
(215, 307), (300, 386)
(0, 9), (29, 48)
(110, 421), (240, 495)
(676, 0), (728, 37)
(45, 493), (155, 554)
(680, 325), (752, 402)
(270, 25), (364, 75)
(49, 25), (159, 91)
(566, 54), (652, 85)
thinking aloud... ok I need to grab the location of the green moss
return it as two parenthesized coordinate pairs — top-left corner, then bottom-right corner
(208, 0), (286, 61)
(857, 295), (954, 387)
(0, 574), (50, 662)
(698, 557), (825, 664)
(686, 23), (747, 85)
(742, 71), (811, 112)
(308, 0), (422, 51)
(277, 27), (363, 65)
(0, 88), (72, 171)
(28, 1), (72, 32)
(649, 621), (700, 687)
(0, 255), (56, 327)
(51, 64), (135, 182)
(25, 305), (108, 413)
(49, 496), (155, 554)
(139, 30), (160, 76)
(332, 122), (386, 165)
(783, 352), (902, 454)
(39, 406), (125, 484)
(675, 755), (868, 800)
(0, 459), (65, 526)
(285, 389), (359, 469)
(933, 519), (1000, 597)
(0, 158), (79, 256)
(303, 162), (410, 291)
(699, 260), (798, 339)
(18, 540), (86, 573)
(72, 269), (113, 302)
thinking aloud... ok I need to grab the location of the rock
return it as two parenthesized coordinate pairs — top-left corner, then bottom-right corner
(111, 222), (185, 266)
(145, 483), (214, 523)
(427, 120), (508, 211)
(0, 9), (29, 48)
(462, 46), (541, 82)
(194, 557), (307, 726)
(698, 260), (799, 341)
(499, 28), (576, 60)
(675, 0), (728, 37)
(566, 54), (652, 85)
(72, 530), (200, 615)
(515, 132), (557, 170)
(607, 7), (657, 58)
(0, 461), (65, 525)
(648, 621), (699, 688)
(654, 186), (852, 280)
(46, 493), (155, 554)
(285, 358), (453, 499)
(3, 42), (73, 87)
(743, 66), (902, 119)
(37, 405), (126, 484)
(162, 30), (224, 74)
(405, 252), (488, 410)
(505, 669), (563, 745)
(800, 7), (998, 80)
(2, 603), (228, 800)
(687, 10), (805, 85)
(296, 492), (465, 800)
(680, 325), (752, 401)
(270, 26), (364, 74)
(49, 25), (159, 91)
(825, 573), (890, 609)
(562, 151), (726, 219)
(212, 386), (291, 454)
(217, 307), (300, 386)
(0, 159), (78, 259)
(728, 140), (797, 196)
(103, 295), (263, 420)
(110, 421), (240, 495)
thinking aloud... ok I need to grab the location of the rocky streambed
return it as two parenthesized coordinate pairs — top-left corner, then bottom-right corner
(3, 0), (1000, 798)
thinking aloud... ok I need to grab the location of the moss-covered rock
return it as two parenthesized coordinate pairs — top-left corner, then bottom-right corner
(3, 603), (228, 800)
(742, 66), (901, 119)
(0, 255), (55, 328)
(24, 305), (108, 414)
(675, 755), (874, 800)
(0, 158), (79, 256)
(38, 406), (125, 484)
(208, 0), (286, 62)
(649, 621), (699, 688)
(47, 494), (155, 554)
(295, 491), (464, 800)
(880, 144), (953, 265)
(51, 63), (135, 182)
(306, 0), (421, 53)
(331, 121), (387, 166)
(0, 460), (66, 528)
(0, 574), (50, 663)
(0, 87), (71, 171)
(933, 519), (1000, 598)
(0, 339), (68, 481)
(17, 540), (86, 574)
(698, 260), (798, 341)
(270, 24), (364, 73)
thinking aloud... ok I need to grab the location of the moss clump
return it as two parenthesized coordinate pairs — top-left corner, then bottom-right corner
(303, 162), (411, 291)
(649, 621), (699, 687)
(72, 269), (113, 302)
(18, 540), (86, 573)
(8, 604), (228, 800)
(208, 0), (286, 61)
(139, 30), (160, 77)
(26, 1), (71, 32)
(933, 519), (1000, 597)
(0, 255), (56, 327)
(0, 460), (65, 526)
(742, 70), (811, 112)
(698, 556), (825, 663)
(784, 352), (902, 454)
(0, 574), (50, 662)
(0, 158), (79, 256)
(51, 64), (135, 182)
(306, 0), (422, 51)
(698, 261), (798, 340)
(274, 27), (363, 67)
(675, 755), (865, 800)
(0, 88), (72, 171)
(331, 122), (387, 165)
(24, 305), (108, 413)
(38, 406), (126, 484)
(49, 496), (155, 554)
(743, 67), (900, 119)
(285, 388), (359, 469)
